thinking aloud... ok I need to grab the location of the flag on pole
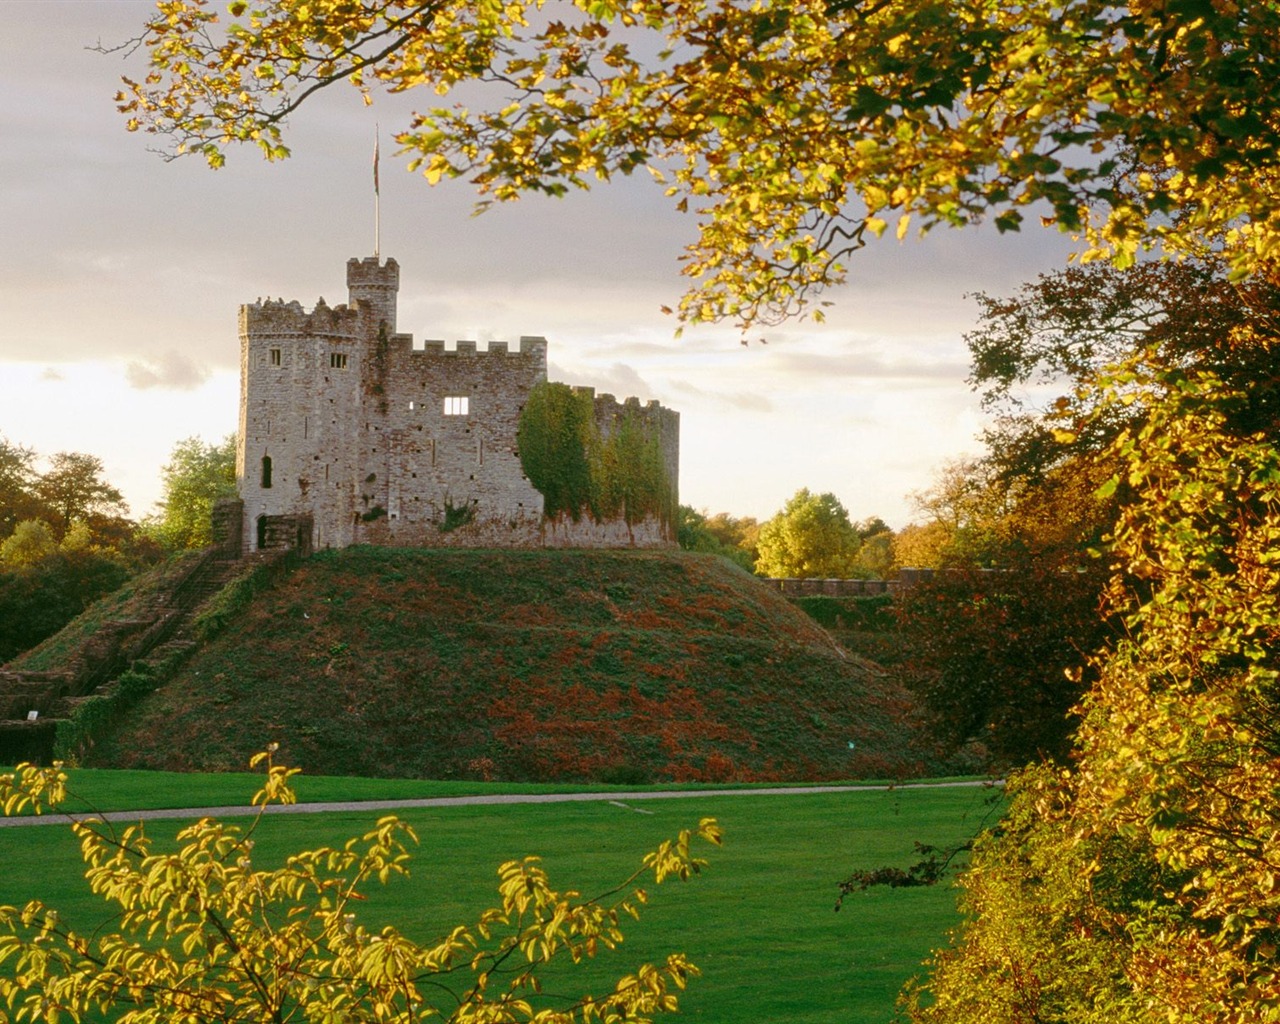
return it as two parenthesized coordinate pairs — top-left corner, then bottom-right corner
(373, 128), (380, 196)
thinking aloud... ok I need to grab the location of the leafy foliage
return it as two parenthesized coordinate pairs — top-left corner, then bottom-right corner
(34, 451), (129, 543)
(517, 383), (673, 526)
(517, 383), (596, 521)
(675, 507), (757, 572)
(113, 0), (1280, 327)
(967, 261), (1280, 484)
(0, 438), (41, 541)
(896, 561), (1112, 767)
(895, 261), (1280, 769)
(0, 752), (722, 1024)
(148, 434), (237, 550)
(0, 540), (132, 666)
(755, 489), (862, 579)
(909, 321), (1280, 1021)
(0, 519), (58, 568)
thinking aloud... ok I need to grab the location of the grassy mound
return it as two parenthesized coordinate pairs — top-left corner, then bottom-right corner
(90, 548), (928, 782)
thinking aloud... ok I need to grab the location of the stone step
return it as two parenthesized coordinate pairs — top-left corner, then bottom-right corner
(0, 681), (66, 719)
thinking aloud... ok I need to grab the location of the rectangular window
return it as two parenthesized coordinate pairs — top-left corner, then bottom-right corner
(330, 352), (348, 369)
(444, 396), (469, 416)
(269, 348), (281, 366)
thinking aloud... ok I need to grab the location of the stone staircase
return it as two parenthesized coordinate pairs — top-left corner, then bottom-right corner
(0, 550), (256, 765)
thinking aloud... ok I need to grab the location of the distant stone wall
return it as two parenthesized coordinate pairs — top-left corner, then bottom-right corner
(764, 569), (937, 596)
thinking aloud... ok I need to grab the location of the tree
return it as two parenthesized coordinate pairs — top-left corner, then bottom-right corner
(0, 437), (41, 540)
(150, 434), (238, 550)
(901, 459), (1010, 568)
(896, 556), (1112, 767)
(676, 506), (756, 572)
(0, 518), (142, 667)
(754, 489), (861, 578)
(0, 519), (58, 568)
(34, 452), (129, 542)
(0, 751), (721, 1024)
(907, 336), (1280, 1020)
(965, 260), (1280, 485)
(888, 263), (1261, 768)
(113, 0), (1280, 328)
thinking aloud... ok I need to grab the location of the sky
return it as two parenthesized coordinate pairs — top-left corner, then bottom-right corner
(0, 1), (1081, 529)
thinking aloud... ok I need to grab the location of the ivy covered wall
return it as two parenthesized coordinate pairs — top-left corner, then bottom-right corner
(517, 382), (677, 528)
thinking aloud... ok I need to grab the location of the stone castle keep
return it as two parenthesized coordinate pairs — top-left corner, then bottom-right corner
(232, 256), (679, 553)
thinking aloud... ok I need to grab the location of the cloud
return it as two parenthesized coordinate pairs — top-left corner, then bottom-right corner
(124, 351), (211, 391)
(667, 379), (774, 413)
(761, 348), (969, 383)
(40, 367), (64, 382)
(547, 360), (657, 402)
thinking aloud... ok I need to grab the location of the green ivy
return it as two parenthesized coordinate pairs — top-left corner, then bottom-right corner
(439, 499), (476, 533)
(517, 382), (673, 526)
(517, 382), (596, 520)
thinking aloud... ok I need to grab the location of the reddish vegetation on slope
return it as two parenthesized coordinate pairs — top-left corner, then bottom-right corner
(92, 549), (932, 783)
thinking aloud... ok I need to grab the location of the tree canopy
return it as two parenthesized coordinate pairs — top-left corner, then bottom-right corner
(34, 452), (129, 543)
(149, 434), (238, 550)
(113, 0), (1280, 328)
(0, 438), (41, 540)
(754, 488), (861, 578)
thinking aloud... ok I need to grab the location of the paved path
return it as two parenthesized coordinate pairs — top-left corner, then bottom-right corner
(0, 780), (1000, 830)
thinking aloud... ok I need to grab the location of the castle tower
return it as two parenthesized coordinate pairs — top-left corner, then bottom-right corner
(346, 256), (399, 334)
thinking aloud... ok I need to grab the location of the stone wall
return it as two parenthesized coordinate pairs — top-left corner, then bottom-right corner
(763, 569), (947, 596)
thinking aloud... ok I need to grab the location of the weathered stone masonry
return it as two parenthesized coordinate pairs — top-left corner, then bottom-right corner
(236, 256), (678, 552)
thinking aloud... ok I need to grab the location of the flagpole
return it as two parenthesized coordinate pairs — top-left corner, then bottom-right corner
(373, 124), (381, 259)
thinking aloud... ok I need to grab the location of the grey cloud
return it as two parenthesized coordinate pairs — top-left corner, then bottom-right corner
(125, 351), (211, 391)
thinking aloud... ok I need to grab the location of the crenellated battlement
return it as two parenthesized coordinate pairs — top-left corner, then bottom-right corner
(574, 388), (677, 424)
(240, 297), (366, 340)
(346, 255), (400, 290)
(413, 336), (547, 358)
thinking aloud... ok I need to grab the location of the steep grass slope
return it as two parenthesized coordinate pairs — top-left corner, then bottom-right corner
(91, 549), (928, 782)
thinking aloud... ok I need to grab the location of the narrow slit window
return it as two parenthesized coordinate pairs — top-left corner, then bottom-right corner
(269, 348), (281, 366)
(261, 455), (273, 489)
(443, 396), (469, 416)
(330, 352), (348, 369)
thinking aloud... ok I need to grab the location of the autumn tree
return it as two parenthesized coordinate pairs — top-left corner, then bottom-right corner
(907, 326), (1280, 1021)
(34, 452), (129, 543)
(754, 489), (861, 578)
(0, 438), (41, 540)
(0, 519), (58, 569)
(0, 753), (721, 1024)
(149, 433), (237, 550)
(112, 0), (1280, 328)
(0, 529), (132, 664)
(889, 263), (1259, 767)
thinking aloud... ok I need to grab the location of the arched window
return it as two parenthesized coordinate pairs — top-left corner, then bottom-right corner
(261, 455), (273, 488)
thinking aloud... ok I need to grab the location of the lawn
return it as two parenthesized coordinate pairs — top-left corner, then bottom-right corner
(0, 774), (1001, 1023)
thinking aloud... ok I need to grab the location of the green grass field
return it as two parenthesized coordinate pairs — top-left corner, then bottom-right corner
(0, 773), (1001, 1023)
